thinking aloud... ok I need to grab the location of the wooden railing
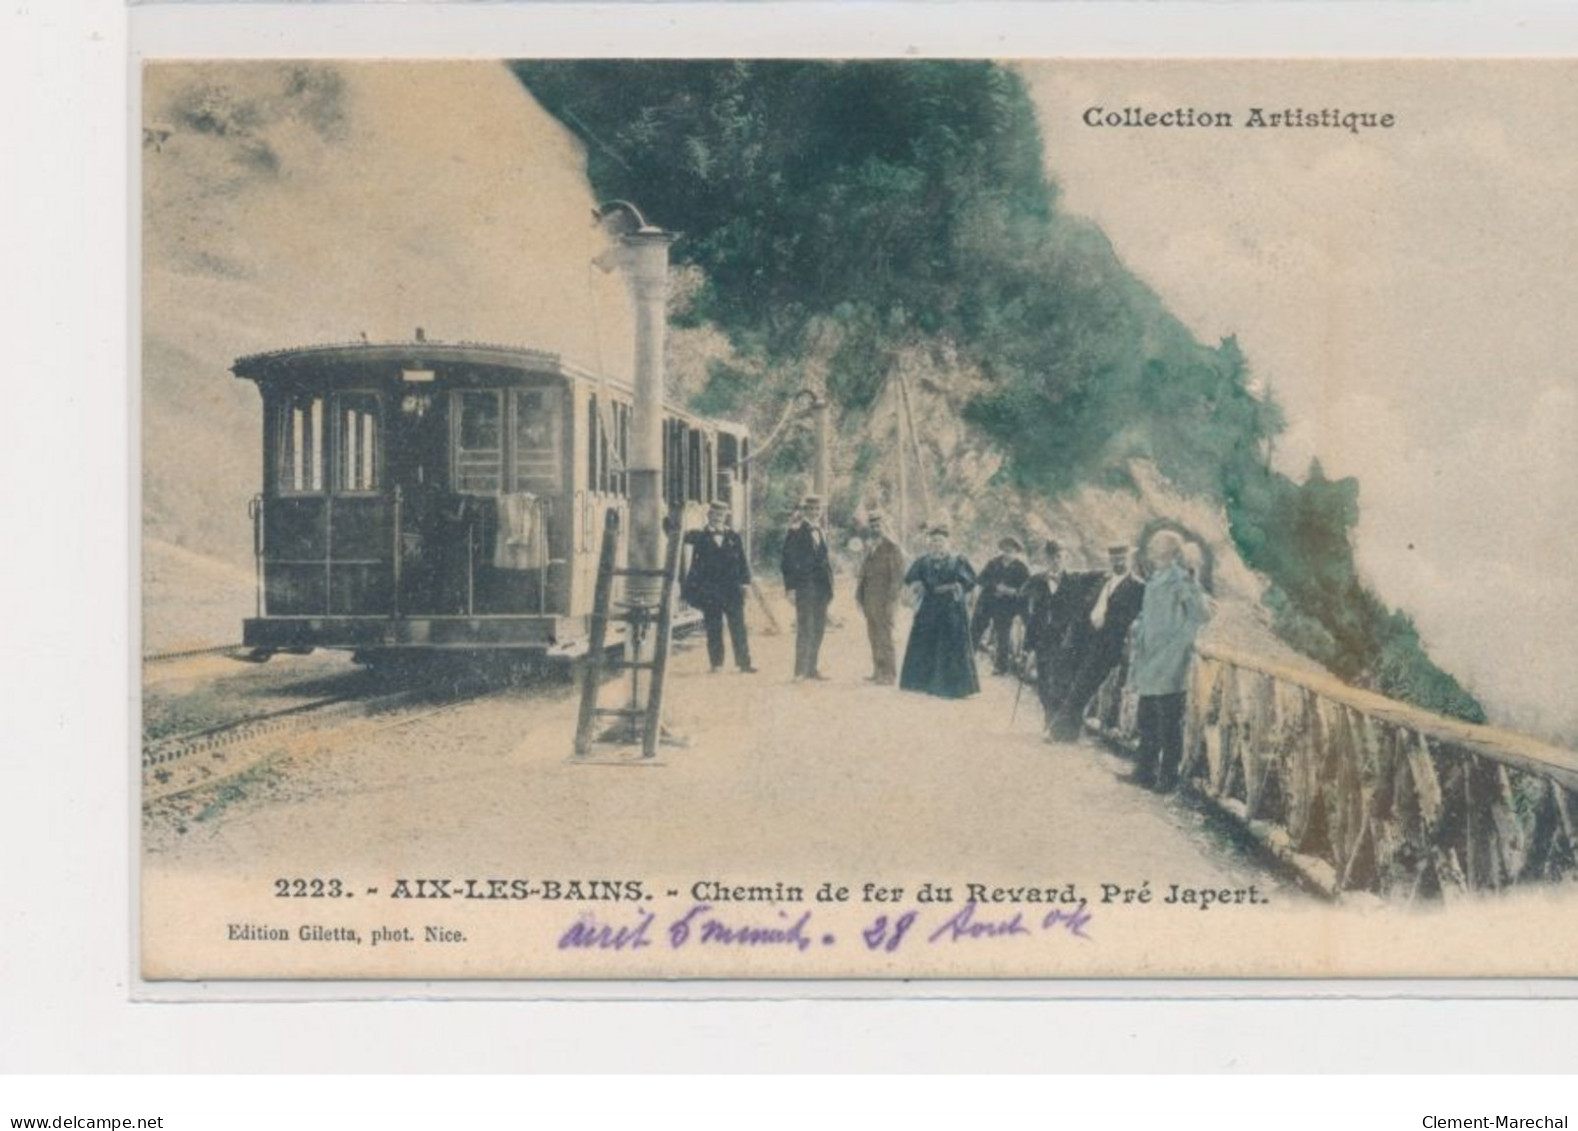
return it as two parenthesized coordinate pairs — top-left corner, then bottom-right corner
(1089, 644), (1578, 901)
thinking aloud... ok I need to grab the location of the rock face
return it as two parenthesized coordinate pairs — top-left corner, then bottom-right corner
(808, 341), (1304, 669)
(141, 61), (634, 570)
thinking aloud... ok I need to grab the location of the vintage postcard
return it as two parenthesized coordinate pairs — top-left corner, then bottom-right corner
(138, 57), (1578, 982)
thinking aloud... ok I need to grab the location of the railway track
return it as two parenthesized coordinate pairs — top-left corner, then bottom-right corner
(143, 692), (380, 770)
(141, 639), (640, 806)
(141, 643), (246, 664)
(141, 675), (509, 803)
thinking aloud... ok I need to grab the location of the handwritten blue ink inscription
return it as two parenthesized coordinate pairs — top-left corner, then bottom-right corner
(668, 903), (817, 952)
(559, 900), (1094, 958)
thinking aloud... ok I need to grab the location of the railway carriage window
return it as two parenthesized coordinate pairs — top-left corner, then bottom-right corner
(677, 421), (689, 503)
(278, 392), (325, 494)
(337, 394), (380, 493)
(598, 403), (611, 493)
(454, 390), (503, 494)
(664, 419), (686, 506)
(588, 396), (605, 494)
(660, 420), (672, 505)
(687, 428), (703, 503)
(717, 433), (739, 503)
(511, 388), (560, 493)
(613, 402), (630, 497)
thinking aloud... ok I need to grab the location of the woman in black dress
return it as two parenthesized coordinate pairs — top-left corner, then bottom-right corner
(899, 525), (981, 699)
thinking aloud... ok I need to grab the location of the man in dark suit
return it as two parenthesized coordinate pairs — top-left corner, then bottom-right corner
(683, 501), (756, 674)
(1050, 544), (1145, 741)
(971, 536), (1031, 675)
(780, 494), (834, 681)
(1020, 540), (1083, 735)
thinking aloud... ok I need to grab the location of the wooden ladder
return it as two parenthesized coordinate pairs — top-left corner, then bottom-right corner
(573, 506), (684, 761)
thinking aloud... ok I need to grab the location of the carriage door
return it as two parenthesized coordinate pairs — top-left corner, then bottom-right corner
(326, 392), (389, 615)
(389, 379), (448, 614)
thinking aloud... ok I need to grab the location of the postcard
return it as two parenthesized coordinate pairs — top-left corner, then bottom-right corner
(139, 57), (1578, 981)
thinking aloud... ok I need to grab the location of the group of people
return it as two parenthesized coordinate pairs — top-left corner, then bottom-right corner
(982, 532), (1211, 789)
(781, 495), (981, 699)
(680, 495), (1211, 791)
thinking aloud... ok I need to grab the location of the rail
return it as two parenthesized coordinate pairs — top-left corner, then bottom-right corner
(1088, 642), (1578, 901)
(142, 643), (246, 664)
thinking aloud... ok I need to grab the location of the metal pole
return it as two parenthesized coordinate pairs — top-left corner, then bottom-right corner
(391, 486), (402, 618)
(897, 367), (932, 528)
(813, 392), (831, 501)
(250, 495), (265, 617)
(621, 228), (676, 613)
(894, 393), (908, 557)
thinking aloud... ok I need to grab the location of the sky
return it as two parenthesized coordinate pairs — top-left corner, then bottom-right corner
(1024, 60), (1578, 738)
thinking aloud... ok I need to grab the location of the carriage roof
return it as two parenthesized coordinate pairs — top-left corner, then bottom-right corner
(230, 340), (747, 435)
(232, 340), (611, 388)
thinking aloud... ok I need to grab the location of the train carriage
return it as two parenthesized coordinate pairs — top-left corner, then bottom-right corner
(235, 339), (749, 663)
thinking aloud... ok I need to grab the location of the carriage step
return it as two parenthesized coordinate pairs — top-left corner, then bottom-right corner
(605, 660), (657, 672)
(612, 567), (670, 578)
(593, 707), (648, 718)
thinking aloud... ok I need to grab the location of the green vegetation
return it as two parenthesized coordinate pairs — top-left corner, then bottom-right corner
(514, 60), (1484, 722)
(1227, 459), (1485, 721)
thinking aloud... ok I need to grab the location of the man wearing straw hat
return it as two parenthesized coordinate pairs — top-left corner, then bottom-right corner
(780, 494), (835, 681)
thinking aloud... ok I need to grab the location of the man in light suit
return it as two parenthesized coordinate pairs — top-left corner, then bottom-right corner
(780, 495), (834, 681)
(1127, 531), (1211, 791)
(683, 500), (756, 673)
(855, 512), (906, 684)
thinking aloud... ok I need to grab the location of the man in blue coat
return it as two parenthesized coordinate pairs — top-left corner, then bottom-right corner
(1127, 531), (1212, 791)
(683, 501), (757, 674)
